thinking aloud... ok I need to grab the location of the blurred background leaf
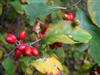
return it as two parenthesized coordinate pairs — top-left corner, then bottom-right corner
(88, 0), (100, 28)
(76, 8), (100, 65)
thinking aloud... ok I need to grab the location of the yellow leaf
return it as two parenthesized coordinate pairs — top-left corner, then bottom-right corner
(31, 56), (63, 75)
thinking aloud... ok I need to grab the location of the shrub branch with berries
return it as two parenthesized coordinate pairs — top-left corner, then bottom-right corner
(5, 30), (39, 58)
(0, 0), (100, 75)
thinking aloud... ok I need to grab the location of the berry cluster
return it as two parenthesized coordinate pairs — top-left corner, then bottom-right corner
(5, 30), (39, 59)
(49, 42), (64, 49)
(89, 66), (100, 75)
(15, 45), (39, 59)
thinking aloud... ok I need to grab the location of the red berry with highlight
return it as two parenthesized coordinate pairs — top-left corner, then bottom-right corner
(15, 49), (21, 59)
(24, 47), (32, 56)
(31, 47), (39, 57)
(5, 34), (17, 44)
(18, 44), (27, 52)
(19, 30), (26, 40)
(65, 12), (75, 21)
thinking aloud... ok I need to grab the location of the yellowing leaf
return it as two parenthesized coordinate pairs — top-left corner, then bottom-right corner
(31, 56), (63, 75)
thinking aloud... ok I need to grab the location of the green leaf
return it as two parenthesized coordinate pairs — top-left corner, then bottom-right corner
(2, 57), (15, 75)
(10, 0), (24, 14)
(54, 47), (65, 63)
(46, 21), (91, 44)
(69, 27), (92, 43)
(0, 3), (3, 16)
(47, 0), (62, 6)
(26, 0), (47, 4)
(77, 60), (92, 75)
(88, 0), (100, 28)
(47, 21), (67, 37)
(22, 2), (59, 21)
(47, 35), (77, 44)
(76, 8), (100, 65)
(75, 43), (89, 52)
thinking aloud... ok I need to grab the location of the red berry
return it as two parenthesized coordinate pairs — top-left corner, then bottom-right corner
(21, 18), (27, 21)
(34, 19), (39, 23)
(15, 49), (21, 59)
(42, 25), (49, 34)
(55, 42), (63, 47)
(19, 30), (26, 40)
(89, 71), (96, 75)
(31, 47), (39, 57)
(24, 47), (32, 56)
(96, 66), (100, 74)
(44, 25), (49, 30)
(49, 43), (55, 49)
(18, 44), (27, 52)
(65, 12), (75, 21)
(5, 34), (17, 44)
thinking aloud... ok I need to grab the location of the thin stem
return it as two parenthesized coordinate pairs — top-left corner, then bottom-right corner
(73, 0), (82, 6)
(4, 47), (17, 59)
(27, 39), (41, 46)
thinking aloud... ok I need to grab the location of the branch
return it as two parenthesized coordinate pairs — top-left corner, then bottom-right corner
(27, 39), (41, 46)
(4, 47), (17, 59)
(73, 0), (82, 6)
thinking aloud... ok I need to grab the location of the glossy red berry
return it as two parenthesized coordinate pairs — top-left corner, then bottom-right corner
(55, 42), (63, 47)
(18, 44), (27, 52)
(89, 71), (96, 75)
(31, 47), (39, 57)
(24, 47), (32, 56)
(65, 12), (75, 21)
(15, 49), (21, 59)
(19, 30), (26, 40)
(96, 66), (100, 74)
(5, 34), (17, 44)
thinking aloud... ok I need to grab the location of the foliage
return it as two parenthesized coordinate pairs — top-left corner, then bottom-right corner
(0, 0), (100, 75)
